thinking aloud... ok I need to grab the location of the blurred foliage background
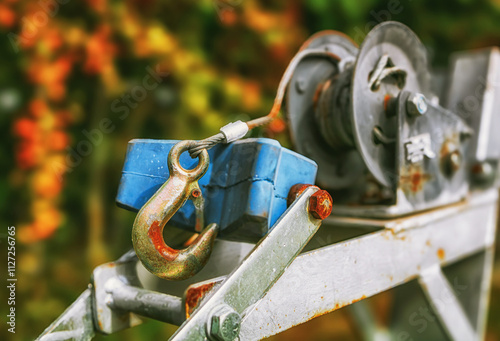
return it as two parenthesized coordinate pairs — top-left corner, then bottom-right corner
(1, 0), (500, 340)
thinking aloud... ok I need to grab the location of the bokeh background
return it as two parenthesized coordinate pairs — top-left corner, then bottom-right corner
(1, 0), (500, 340)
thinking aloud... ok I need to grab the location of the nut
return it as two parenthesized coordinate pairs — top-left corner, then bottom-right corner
(406, 93), (427, 117)
(208, 305), (241, 341)
(287, 184), (315, 207)
(309, 190), (333, 220)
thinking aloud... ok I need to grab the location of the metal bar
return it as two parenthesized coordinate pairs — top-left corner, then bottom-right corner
(106, 278), (185, 326)
(239, 190), (498, 340)
(169, 186), (323, 341)
(418, 265), (477, 341)
(347, 301), (391, 341)
(476, 247), (495, 340)
(36, 288), (95, 341)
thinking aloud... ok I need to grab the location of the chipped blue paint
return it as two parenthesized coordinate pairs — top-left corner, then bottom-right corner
(116, 138), (317, 242)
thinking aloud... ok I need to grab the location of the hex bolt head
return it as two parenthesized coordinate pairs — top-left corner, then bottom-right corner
(406, 93), (428, 117)
(309, 190), (333, 220)
(207, 305), (241, 341)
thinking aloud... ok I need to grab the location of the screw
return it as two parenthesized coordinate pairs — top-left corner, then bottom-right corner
(406, 93), (427, 117)
(207, 305), (241, 341)
(309, 190), (333, 220)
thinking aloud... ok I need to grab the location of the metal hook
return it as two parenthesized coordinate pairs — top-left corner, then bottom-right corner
(132, 140), (219, 281)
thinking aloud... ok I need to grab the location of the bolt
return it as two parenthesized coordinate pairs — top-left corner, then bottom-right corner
(309, 190), (333, 220)
(441, 150), (462, 177)
(406, 93), (427, 117)
(471, 161), (495, 186)
(207, 305), (241, 341)
(287, 184), (315, 207)
(295, 77), (306, 93)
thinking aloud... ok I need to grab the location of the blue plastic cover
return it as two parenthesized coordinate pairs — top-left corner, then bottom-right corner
(116, 138), (317, 241)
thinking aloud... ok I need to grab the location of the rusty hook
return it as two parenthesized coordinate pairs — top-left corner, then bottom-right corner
(132, 140), (219, 280)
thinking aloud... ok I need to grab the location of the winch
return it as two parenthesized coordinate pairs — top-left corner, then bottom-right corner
(38, 21), (500, 341)
(286, 22), (473, 216)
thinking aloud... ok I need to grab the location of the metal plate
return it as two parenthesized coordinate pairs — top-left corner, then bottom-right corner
(286, 31), (365, 190)
(445, 47), (500, 161)
(351, 22), (431, 186)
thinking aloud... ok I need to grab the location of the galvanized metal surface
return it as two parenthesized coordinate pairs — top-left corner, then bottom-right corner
(92, 251), (144, 334)
(37, 190), (497, 341)
(132, 140), (219, 280)
(238, 190), (497, 340)
(105, 277), (184, 326)
(169, 186), (324, 341)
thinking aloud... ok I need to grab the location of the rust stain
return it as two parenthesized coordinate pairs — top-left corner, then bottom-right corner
(299, 30), (359, 52)
(439, 135), (459, 158)
(383, 94), (392, 112)
(313, 81), (327, 111)
(185, 282), (216, 318)
(400, 164), (431, 193)
(148, 221), (179, 262)
(437, 248), (445, 260)
(351, 295), (367, 304)
(382, 229), (408, 242)
(303, 294), (370, 327)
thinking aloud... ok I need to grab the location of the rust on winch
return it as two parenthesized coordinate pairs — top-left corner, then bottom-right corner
(400, 163), (431, 193)
(440, 134), (462, 177)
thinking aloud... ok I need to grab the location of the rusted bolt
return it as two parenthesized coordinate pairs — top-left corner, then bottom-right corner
(207, 304), (241, 341)
(406, 93), (427, 117)
(309, 190), (333, 220)
(441, 149), (461, 177)
(287, 184), (316, 207)
(471, 161), (495, 186)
